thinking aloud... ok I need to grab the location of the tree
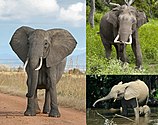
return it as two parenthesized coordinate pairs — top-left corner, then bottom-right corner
(88, 0), (95, 27)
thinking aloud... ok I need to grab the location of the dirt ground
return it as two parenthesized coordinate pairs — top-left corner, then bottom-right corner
(0, 93), (86, 125)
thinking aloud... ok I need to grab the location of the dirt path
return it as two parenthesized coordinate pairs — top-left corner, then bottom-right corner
(0, 93), (86, 125)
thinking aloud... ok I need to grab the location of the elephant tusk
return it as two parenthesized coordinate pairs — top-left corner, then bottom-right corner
(93, 101), (98, 107)
(109, 2), (121, 7)
(113, 99), (116, 102)
(23, 58), (29, 72)
(93, 103), (96, 107)
(35, 57), (43, 71)
(114, 34), (122, 43)
(125, 35), (132, 45)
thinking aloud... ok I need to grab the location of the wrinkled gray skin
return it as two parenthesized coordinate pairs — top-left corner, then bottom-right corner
(10, 26), (77, 117)
(93, 80), (149, 119)
(100, 5), (148, 69)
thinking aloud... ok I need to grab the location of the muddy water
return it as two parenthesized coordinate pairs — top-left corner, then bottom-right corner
(87, 108), (158, 125)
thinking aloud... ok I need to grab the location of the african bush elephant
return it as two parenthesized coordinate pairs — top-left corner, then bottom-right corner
(10, 26), (77, 117)
(93, 80), (149, 118)
(100, 1), (148, 69)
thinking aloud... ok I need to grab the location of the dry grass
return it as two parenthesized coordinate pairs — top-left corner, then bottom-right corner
(0, 72), (85, 112)
(57, 74), (86, 111)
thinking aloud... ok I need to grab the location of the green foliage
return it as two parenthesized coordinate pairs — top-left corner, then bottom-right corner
(86, 0), (110, 12)
(86, 0), (158, 18)
(94, 12), (104, 23)
(86, 19), (158, 74)
(139, 19), (158, 63)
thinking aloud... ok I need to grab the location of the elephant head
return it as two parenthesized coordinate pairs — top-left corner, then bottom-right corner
(93, 80), (149, 107)
(10, 26), (77, 97)
(106, 4), (148, 44)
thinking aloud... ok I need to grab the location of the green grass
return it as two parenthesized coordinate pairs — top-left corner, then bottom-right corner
(0, 72), (86, 111)
(87, 19), (158, 74)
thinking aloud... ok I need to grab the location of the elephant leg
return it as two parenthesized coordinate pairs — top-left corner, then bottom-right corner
(114, 44), (128, 62)
(122, 105), (128, 116)
(131, 34), (142, 69)
(100, 34), (112, 59)
(47, 67), (60, 117)
(24, 97), (36, 116)
(134, 107), (139, 119)
(34, 90), (41, 114)
(104, 43), (112, 59)
(120, 44), (128, 63)
(24, 75), (36, 116)
(121, 99), (128, 116)
(43, 89), (50, 114)
(114, 44), (121, 60)
(133, 98), (139, 119)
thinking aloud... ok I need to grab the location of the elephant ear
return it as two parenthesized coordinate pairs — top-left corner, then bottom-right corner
(137, 11), (148, 28)
(46, 29), (77, 67)
(10, 26), (34, 63)
(106, 7), (119, 27)
(124, 84), (139, 100)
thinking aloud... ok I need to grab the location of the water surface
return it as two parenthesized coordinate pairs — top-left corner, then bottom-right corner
(87, 108), (158, 125)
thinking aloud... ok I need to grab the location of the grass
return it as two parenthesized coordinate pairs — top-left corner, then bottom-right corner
(86, 18), (158, 74)
(0, 72), (86, 112)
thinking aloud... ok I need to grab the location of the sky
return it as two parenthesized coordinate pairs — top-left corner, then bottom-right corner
(0, 0), (86, 69)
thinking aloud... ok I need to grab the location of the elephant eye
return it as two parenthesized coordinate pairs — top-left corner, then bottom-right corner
(27, 42), (29, 46)
(44, 41), (49, 48)
(131, 18), (136, 24)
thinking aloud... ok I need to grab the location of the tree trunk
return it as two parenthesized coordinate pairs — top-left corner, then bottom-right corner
(89, 0), (95, 28)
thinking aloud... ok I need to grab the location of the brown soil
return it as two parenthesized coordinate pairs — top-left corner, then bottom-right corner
(0, 93), (86, 125)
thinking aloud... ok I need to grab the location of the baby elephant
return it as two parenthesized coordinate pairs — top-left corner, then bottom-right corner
(139, 105), (151, 117)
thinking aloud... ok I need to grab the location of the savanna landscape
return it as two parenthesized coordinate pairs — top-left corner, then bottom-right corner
(86, 0), (158, 74)
(0, 67), (86, 125)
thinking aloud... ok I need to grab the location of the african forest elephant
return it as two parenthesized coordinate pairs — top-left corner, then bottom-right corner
(93, 80), (149, 118)
(100, 1), (148, 69)
(10, 26), (77, 117)
(139, 105), (151, 117)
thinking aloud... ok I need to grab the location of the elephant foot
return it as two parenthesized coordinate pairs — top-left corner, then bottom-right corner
(24, 109), (36, 116)
(43, 109), (50, 114)
(135, 65), (143, 71)
(49, 109), (61, 117)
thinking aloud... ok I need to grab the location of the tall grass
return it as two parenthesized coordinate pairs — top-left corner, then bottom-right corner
(0, 72), (85, 111)
(87, 19), (158, 74)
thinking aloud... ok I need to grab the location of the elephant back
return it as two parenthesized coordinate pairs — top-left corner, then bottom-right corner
(125, 80), (149, 104)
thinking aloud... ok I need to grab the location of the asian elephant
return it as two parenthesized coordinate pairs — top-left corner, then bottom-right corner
(100, 1), (148, 69)
(10, 26), (77, 117)
(93, 80), (149, 118)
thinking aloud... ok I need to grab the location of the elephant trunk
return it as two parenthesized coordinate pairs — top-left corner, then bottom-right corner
(26, 58), (41, 98)
(26, 70), (39, 98)
(93, 94), (111, 107)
